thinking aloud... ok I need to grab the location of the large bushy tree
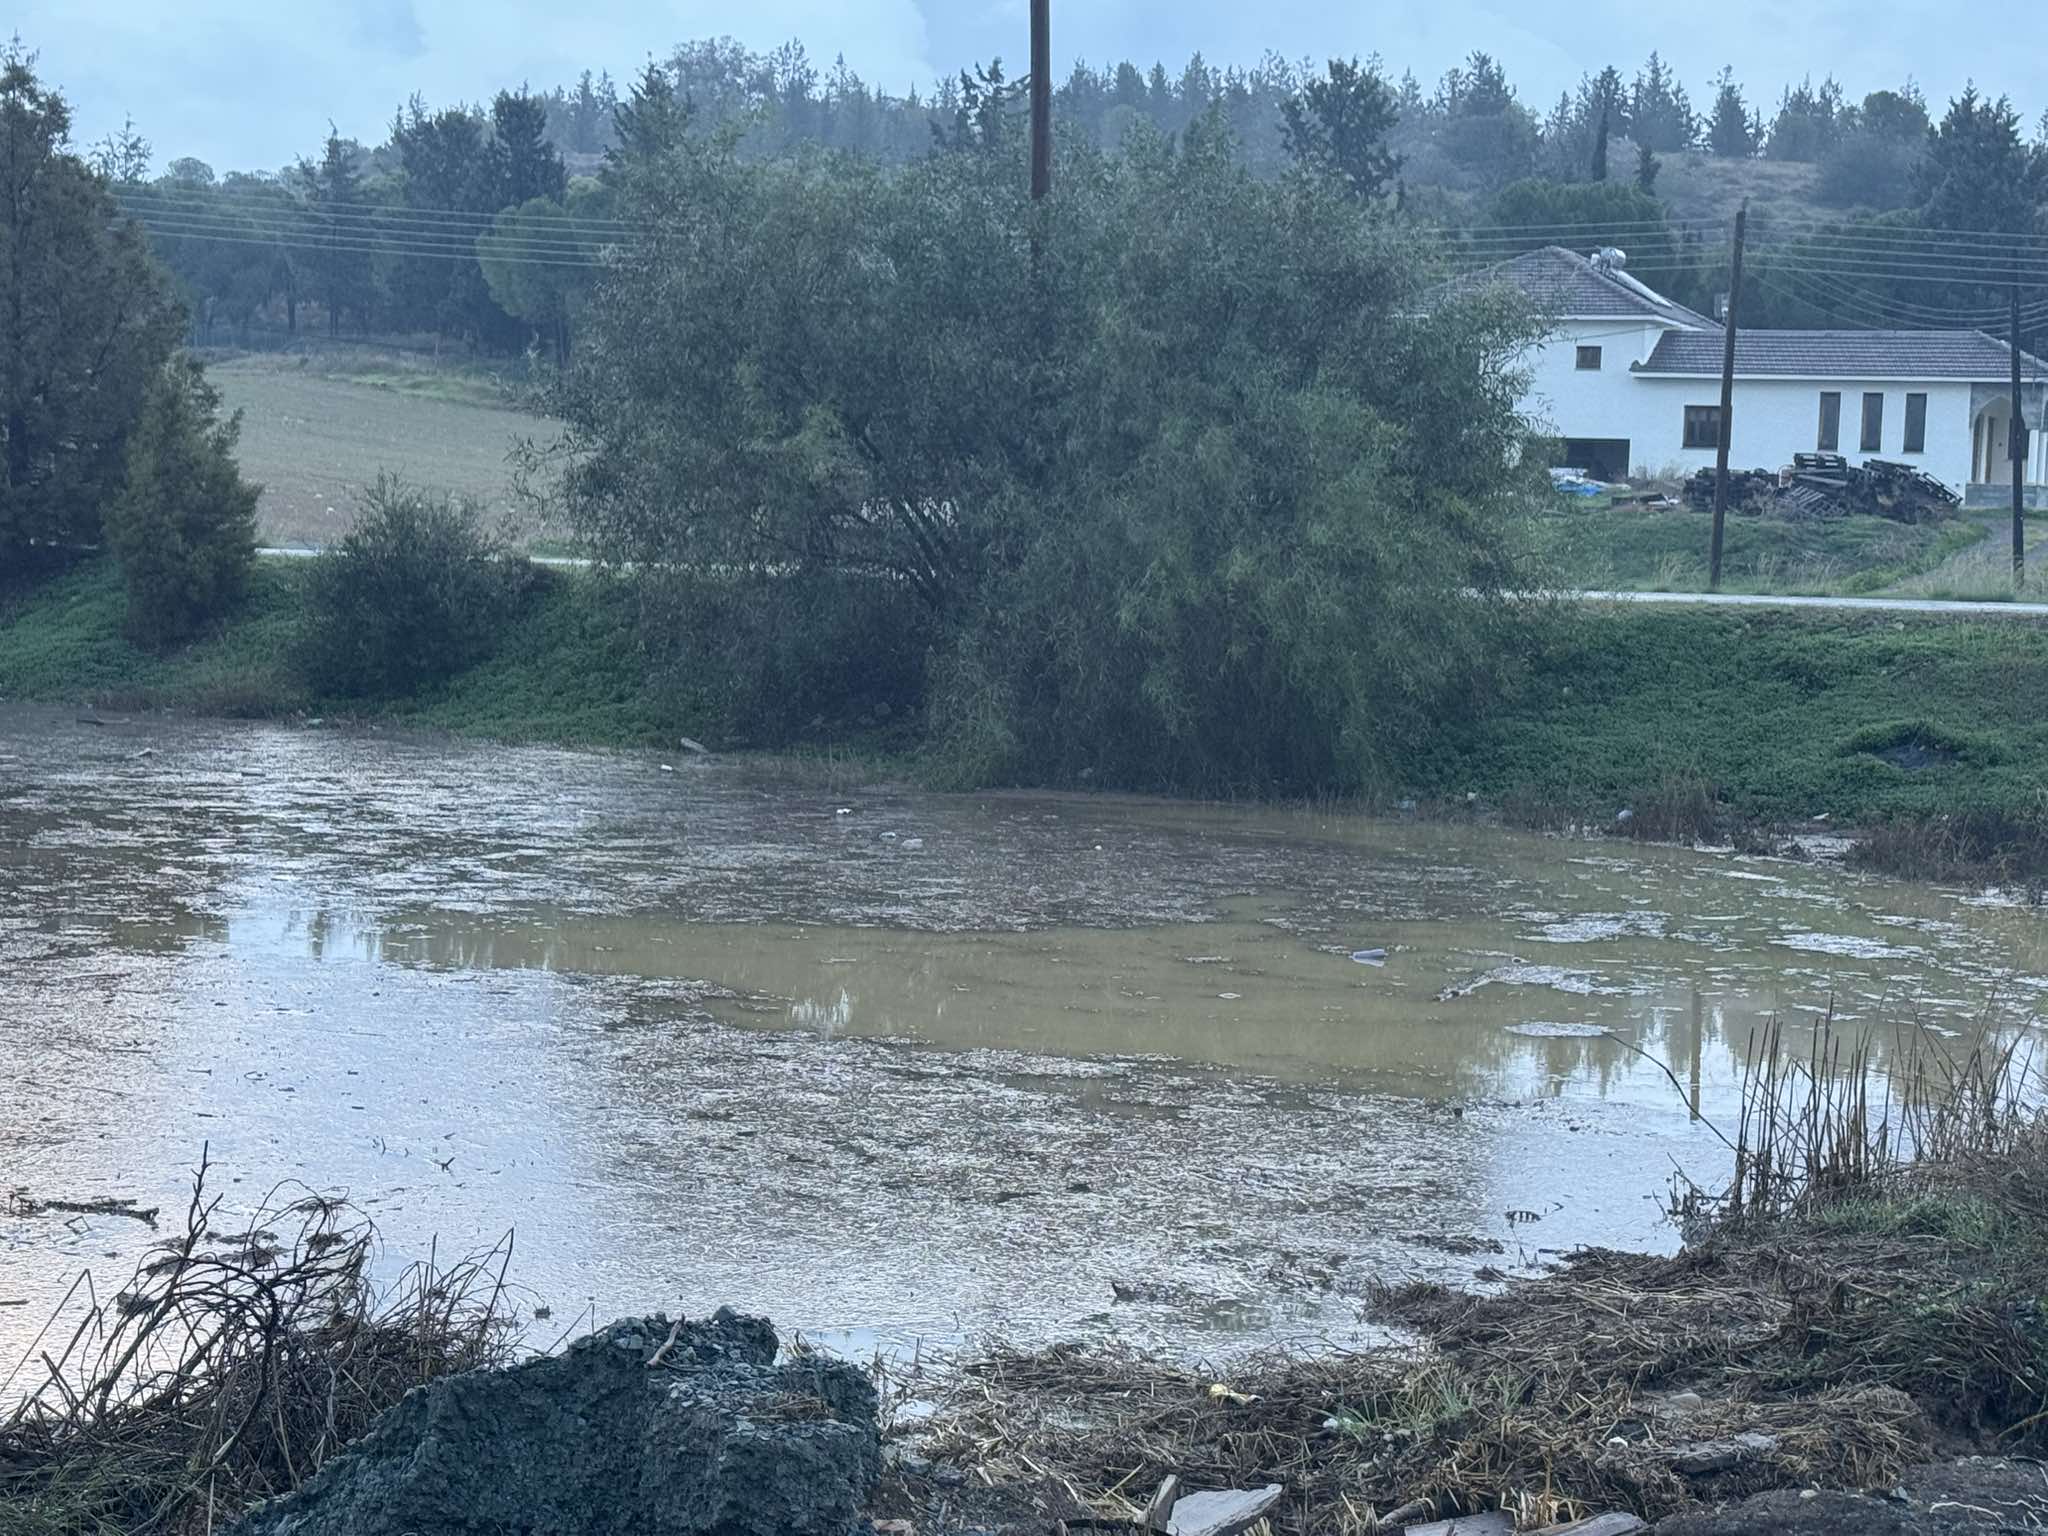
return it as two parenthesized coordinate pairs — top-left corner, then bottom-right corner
(1, 44), (184, 561)
(544, 118), (1544, 791)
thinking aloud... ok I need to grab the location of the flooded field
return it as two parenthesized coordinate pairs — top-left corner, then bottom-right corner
(4, 704), (2046, 1366)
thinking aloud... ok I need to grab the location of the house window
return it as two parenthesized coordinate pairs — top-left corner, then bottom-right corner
(1682, 404), (1722, 450)
(1861, 392), (1884, 452)
(1576, 345), (1603, 371)
(1817, 392), (1841, 451)
(1904, 392), (1927, 454)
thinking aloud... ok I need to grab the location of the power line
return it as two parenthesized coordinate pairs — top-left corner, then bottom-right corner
(125, 209), (636, 260)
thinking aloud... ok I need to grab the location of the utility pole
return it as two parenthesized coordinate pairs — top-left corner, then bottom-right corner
(1708, 203), (1746, 592)
(2013, 282), (2028, 589)
(1029, 0), (1051, 201)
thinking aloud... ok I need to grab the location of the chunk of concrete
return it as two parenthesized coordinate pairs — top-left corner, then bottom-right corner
(1404, 1514), (1513, 1536)
(225, 1310), (878, 1536)
(1167, 1484), (1283, 1536)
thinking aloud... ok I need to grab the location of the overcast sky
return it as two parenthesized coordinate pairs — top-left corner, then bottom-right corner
(10, 1), (2033, 174)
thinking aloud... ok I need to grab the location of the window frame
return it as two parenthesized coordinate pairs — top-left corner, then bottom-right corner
(1903, 392), (1927, 454)
(1817, 391), (1841, 452)
(1575, 344), (1603, 371)
(1861, 391), (1885, 453)
(1682, 404), (1722, 451)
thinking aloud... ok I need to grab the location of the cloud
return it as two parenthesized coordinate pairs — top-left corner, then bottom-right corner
(354, 0), (427, 60)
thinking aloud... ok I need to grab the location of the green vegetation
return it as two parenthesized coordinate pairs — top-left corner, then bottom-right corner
(0, 45), (184, 562)
(298, 481), (536, 698)
(1433, 605), (2048, 827)
(1533, 503), (1986, 594)
(11, 557), (2048, 873)
(551, 112), (1545, 797)
(105, 359), (260, 645)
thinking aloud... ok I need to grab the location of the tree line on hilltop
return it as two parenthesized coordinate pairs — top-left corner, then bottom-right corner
(66, 35), (2048, 365)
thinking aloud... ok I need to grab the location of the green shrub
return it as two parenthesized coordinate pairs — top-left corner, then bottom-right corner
(300, 479), (535, 698)
(104, 359), (260, 646)
(641, 569), (933, 746)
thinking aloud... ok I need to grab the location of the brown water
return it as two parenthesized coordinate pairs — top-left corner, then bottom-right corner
(3, 705), (2045, 1365)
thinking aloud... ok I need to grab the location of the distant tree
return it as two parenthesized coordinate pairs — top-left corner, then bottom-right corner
(1, 45), (184, 562)
(1863, 85), (1932, 142)
(934, 60), (1022, 153)
(296, 127), (376, 337)
(1816, 88), (1931, 209)
(610, 61), (690, 167)
(1918, 86), (2041, 232)
(1635, 140), (1660, 193)
(488, 89), (567, 207)
(106, 359), (259, 645)
(478, 188), (602, 366)
(1485, 179), (1700, 306)
(1280, 56), (1402, 201)
(1766, 76), (1848, 161)
(1628, 53), (1694, 152)
(89, 114), (151, 183)
(1706, 68), (1762, 157)
(1432, 52), (1539, 186)
(165, 156), (214, 187)
(1590, 106), (1609, 181)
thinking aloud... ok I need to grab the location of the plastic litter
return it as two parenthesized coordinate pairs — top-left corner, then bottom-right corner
(1350, 948), (1387, 966)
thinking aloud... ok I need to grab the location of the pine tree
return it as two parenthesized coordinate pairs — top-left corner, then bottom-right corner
(610, 62), (690, 167)
(1280, 57), (1402, 201)
(1591, 105), (1609, 180)
(1707, 68), (1761, 157)
(1636, 140), (1660, 193)
(106, 359), (259, 645)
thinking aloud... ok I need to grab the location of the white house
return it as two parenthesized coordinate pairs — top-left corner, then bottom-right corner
(1465, 246), (2048, 503)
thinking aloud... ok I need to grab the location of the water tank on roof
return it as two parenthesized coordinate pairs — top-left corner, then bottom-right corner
(1590, 246), (1628, 272)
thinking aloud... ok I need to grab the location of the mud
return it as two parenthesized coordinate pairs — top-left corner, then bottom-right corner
(1652, 1457), (2048, 1533)
(225, 1310), (878, 1536)
(5, 704), (2048, 1367)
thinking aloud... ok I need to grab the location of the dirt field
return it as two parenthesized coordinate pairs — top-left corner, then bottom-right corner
(209, 356), (562, 549)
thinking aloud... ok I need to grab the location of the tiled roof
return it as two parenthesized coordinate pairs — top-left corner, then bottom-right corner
(1443, 245), (1716, 328)
(1637, 328), (2048, 380)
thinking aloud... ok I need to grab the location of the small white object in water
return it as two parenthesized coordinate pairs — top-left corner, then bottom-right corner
(659, 764), (675, 773)
(903, 837), (924, 849)
(1218, 992), (1241, 1000)
(836, 807), (852, 816)
(880, 831), (898, 840)
(1350, 948), (1387, 966)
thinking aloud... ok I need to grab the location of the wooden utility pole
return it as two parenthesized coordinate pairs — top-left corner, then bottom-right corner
(1029, 0), (1051, 201)
(2013, 282), (2028, 589)
(1708, 203), (1746, 592)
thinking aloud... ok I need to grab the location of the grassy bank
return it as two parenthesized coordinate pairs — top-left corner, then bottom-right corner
(1532, 503), (1988, 595)
(6, 558), (2048, 875)
(0, 559), (675, 749)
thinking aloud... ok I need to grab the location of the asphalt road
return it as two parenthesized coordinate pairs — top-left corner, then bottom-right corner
(1574, 589), (2048, 618)
(253, 549), (2048, 616)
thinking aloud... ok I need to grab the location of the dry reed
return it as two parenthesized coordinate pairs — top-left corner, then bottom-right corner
(0, 1151), (521, 1536)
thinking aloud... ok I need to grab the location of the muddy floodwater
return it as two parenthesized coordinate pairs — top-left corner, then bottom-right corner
(4, 705), (2046, 1365)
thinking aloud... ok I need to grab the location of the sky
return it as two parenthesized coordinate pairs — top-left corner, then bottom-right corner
(9, 0), (2033, 175)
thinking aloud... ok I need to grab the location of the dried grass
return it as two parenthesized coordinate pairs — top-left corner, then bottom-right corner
(0, 1151), (520, 1536)
(910, 1019), (2048, 1533)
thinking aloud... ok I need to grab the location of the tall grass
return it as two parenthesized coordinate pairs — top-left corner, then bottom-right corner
(1, 1154), (520, 1535)
(1710, 1012), (2039, 1226)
